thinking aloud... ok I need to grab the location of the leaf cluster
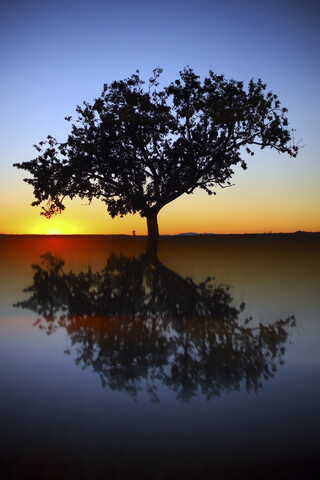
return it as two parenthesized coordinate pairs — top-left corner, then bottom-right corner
(14, 67), (298, 219)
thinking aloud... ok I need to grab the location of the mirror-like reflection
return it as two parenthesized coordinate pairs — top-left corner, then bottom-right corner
(14, 251), (296, 402)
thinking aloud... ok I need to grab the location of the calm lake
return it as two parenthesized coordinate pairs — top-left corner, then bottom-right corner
(0, 234), (319, 479)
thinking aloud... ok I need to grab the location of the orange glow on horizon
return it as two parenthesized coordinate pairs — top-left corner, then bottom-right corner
(2, 186), (319, 235)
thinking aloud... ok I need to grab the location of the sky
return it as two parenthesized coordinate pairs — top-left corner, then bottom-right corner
(0, 0), (319, 235)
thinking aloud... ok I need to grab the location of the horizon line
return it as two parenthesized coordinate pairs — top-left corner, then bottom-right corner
(1, 230), (319, 237)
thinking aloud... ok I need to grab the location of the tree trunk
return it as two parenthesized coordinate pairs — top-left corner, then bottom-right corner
(146, 214), (159, 240)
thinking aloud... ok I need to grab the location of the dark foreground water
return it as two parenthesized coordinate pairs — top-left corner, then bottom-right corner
(0, 234), (319, 479)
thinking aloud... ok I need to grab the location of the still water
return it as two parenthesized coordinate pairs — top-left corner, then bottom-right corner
(0, 234), (319, 479)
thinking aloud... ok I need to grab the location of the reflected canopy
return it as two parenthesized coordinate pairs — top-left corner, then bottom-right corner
(15, 251), (296, 402)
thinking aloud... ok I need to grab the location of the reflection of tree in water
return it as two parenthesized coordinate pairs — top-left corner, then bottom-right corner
(14, 252), (296, 402)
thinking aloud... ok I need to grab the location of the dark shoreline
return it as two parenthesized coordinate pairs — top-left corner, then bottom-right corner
(1, 231), (319, 237)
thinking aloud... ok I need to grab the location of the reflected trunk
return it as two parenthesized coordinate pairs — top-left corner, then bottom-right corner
(146, 237), (158, 259)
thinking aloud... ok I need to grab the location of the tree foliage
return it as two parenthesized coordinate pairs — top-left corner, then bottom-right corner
(14, 67), (298, 235)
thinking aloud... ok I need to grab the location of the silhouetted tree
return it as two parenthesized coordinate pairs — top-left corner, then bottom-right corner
(14, 252), (296, 402)
(14, 68), (298, 238)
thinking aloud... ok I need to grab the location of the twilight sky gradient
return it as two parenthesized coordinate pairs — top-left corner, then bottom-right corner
(1, 0), (319, 234)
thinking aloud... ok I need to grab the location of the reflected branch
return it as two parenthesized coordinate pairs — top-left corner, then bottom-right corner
(14, 252), (296, 402)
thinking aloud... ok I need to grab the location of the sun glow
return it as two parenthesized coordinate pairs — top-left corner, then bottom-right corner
(29, 216), (81, 235)
(2, 182), (319, 235)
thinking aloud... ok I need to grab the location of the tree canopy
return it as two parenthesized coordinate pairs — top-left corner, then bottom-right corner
(14, 67), (298, 238)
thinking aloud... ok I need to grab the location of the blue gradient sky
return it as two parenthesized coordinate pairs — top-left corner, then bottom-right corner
(1, 0), (319, 234)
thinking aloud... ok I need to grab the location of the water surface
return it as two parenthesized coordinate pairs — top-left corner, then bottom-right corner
(0, 234), (319, 479)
